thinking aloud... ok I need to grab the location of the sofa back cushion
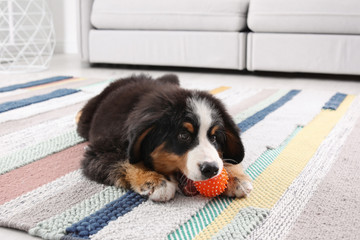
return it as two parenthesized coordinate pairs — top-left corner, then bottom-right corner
(91, 0), (250, 32)
(248, 0), (360, 34)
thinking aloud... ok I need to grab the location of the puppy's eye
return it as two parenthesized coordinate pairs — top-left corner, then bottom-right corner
(210, 135), (217, 143)
(178, 132), (191, 143)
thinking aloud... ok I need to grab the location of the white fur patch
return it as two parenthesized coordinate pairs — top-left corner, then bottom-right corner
(149, 180), (177, 202)
(185, 97), (223, 181)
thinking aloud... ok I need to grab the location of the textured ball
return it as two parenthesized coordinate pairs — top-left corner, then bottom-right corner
(194, 168), (229, 197)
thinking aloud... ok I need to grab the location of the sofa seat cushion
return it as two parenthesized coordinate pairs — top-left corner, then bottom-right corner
(248, 0), (360, 34)
(91, 0), (249, 31)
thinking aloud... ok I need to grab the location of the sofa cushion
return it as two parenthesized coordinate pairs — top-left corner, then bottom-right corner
(89, 30), (247, 69)
(248, 0), (360, 34)
(247, 33), (360, 75)
(91, 0), (249, 31)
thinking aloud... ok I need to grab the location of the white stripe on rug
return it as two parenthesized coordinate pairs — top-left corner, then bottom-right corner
(248, 96), (360, 240)
(180, 81), (228, 92)
(0, 88), (29, 100)
(0, 115), (76, 155)
(215, 88), (261, 109)
(91, 195), (210, 240)
(241, 90), (333, 170)
(7, 177), (105, 232)
(0, 101), (85, 137)
(0, 91), (93, 124)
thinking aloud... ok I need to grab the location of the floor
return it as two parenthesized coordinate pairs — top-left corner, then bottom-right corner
(1, 54), (360, 240)
(1, 54), (360, 93)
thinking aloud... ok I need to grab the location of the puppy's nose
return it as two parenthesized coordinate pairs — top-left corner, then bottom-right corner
(199, 162), (219, 179)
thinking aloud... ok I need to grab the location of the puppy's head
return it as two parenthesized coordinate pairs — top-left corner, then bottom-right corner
(127, 88), (244, 183)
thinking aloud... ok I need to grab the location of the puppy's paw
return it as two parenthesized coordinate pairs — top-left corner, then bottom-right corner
(120, 163), (177, 202)
(148, 179), (177, 202)
(223, 176), (253, 198)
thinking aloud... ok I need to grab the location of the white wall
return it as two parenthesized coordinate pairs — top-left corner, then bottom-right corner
(48, 0), (78, 54)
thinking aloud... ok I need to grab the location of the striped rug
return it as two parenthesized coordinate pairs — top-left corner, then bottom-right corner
(1, 76), (359, 240)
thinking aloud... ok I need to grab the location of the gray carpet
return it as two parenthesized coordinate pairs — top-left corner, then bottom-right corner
(286, 118), (360, 240)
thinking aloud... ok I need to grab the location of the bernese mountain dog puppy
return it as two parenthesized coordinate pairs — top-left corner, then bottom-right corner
(76, 74), (252, 202)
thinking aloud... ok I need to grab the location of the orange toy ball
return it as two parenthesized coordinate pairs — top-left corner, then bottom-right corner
(194, 168), (229, 197)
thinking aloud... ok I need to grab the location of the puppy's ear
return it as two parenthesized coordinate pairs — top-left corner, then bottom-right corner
(127, 87), (172, 165)
(155, 74), (180, 86)
(128, 126), (154, 164)
(222, 117), (245, 164)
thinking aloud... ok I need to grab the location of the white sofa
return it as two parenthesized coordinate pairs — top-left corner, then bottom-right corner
(247, 0), (360, 75)
(77, 0), (360, 75)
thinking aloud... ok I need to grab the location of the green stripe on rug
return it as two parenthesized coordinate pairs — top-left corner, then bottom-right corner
(167, 126), (302, 240)
(212, 207), (270, 240)
(0, 130), (84, 175)
(247, 126), (302, 180)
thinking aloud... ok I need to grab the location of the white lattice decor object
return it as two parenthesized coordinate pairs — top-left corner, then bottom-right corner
(0, 0), (55, 73)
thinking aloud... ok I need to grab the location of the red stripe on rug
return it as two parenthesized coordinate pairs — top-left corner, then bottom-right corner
(0, 143), (87, 205)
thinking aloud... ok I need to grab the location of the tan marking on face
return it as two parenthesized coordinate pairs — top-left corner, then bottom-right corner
(75, 110), (82, 124)
(183, 122), (194, 133)
(211, 125), (220, 136)
(151, 143), (188, 175)
(133, 127), (154, 159)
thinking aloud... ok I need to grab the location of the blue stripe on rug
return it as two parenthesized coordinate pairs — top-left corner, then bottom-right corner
(0, 88), (80, 113)
(238, 90), (301, 133)
(322, 93), (347, 110)
(0, 76), (73, 93)
(65, 191), (146, 239)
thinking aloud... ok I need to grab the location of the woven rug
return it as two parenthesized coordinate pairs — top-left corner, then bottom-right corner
(1, 76), (360, 240)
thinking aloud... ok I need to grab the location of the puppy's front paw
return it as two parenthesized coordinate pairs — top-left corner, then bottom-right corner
(122, 163), (177, 202)
(223, 176), (253, 198)
(148, 179), (177, 202)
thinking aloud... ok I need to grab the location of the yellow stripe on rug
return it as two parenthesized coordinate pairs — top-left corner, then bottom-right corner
(194, 95), (355, 240)
(26, 78), (84, 91)
(209, 86), (231, 95)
